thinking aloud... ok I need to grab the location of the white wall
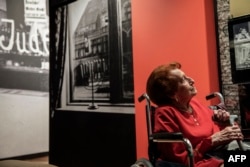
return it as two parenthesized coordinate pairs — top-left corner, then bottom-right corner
(0, 90), (49, 159)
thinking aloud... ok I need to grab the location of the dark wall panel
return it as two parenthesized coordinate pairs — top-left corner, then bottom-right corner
(49, 110), (136, 167)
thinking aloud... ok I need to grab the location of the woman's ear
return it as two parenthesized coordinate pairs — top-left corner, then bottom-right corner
(170, 94), (178, 102)
(174, 97), (179, 102)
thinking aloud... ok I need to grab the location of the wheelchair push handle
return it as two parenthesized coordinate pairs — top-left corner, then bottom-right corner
(206, 92), (224, 104)
(206, 92), (226, 110)
(138, 93), (151, 111)
(138, 93), (150, 102)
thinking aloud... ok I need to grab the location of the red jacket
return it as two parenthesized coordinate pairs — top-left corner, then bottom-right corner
(154, 98), (224, 167)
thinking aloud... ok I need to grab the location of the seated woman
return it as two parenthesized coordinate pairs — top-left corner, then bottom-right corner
(146, 62), (243, 167)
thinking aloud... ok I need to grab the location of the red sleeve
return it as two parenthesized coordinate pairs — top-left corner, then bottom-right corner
(154, 106), (223, 167)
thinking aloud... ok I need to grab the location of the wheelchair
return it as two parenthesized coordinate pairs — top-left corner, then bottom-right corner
(131, 92), (244, 167)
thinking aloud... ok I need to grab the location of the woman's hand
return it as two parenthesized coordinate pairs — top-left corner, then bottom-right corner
(211, 125), (243, 147)
(213, 109), (230, 122)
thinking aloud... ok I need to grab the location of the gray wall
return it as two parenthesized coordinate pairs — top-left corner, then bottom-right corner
(0, 90), (49, 159)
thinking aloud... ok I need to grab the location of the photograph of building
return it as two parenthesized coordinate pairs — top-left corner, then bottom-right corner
(68, 0), (134, 104)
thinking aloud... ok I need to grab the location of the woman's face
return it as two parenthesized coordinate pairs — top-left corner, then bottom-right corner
(170, 69), (197, 102)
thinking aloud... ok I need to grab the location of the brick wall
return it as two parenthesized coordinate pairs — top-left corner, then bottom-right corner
(216, 0), (240, 115)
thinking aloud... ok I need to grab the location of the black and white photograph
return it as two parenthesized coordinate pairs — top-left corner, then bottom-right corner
(67, 0), (134, 106)
(232, 21), (250, 70)
(0, 0), (49, 92)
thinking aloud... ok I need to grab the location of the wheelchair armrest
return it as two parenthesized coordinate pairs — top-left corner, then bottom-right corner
(150, 132), (183, 141)
(150, 132), (193, 155)
(149, 132), (194, 167)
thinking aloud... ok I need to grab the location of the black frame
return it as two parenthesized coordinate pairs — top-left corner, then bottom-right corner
(228, 14), (250, 84)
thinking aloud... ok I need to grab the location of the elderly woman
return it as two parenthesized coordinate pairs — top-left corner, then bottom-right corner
(146, 62), (243, 167)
